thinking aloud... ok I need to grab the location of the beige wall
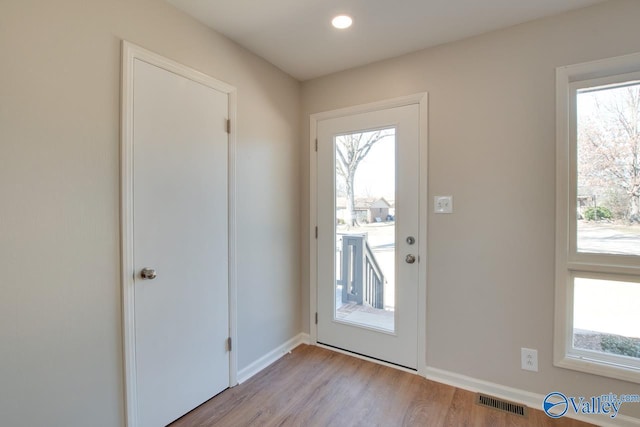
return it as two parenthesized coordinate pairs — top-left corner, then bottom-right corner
(3, 0), (640, 424)
(0, 1), (300, 426)
(301, 0), (640, 419)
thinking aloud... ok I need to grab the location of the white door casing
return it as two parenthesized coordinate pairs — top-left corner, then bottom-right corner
(121, 42), (237, 427)
(312, 95), (427, 372)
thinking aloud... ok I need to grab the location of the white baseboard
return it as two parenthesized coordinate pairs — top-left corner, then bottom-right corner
(425, 367), (640, 427)
(237, 333), (310, 384)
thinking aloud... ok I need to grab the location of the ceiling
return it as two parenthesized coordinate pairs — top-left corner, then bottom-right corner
(167, 0), (606, 81)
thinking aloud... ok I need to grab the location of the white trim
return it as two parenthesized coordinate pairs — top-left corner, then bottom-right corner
(417, 93), (428, 377)
(120, 40), (138, 427)
(554, 52), (640, 385)
(309, 93), (428, 374)
(425, 367), (640, 427)
(567, 71), (640, 270)
(309, 114), (318, 344)
(311, 93), (429, 121)
(227, 88), (238, 387)
(237, 334), (311, 384)
(559, 52), (640, 84)
(120, 40), (238, 427)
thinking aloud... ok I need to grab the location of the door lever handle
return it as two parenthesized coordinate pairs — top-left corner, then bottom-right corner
(140, 268), (157, 280)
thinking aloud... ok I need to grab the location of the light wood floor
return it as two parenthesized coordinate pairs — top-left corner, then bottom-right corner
(170, 345), (595, 427)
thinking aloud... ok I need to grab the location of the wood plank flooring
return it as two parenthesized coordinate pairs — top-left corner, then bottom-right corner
(170, 345), (595, 427)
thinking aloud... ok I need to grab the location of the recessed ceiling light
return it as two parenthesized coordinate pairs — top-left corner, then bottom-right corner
(331, 15), (353, 30)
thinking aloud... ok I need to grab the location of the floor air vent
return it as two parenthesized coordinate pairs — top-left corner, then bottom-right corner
(475, 393), (528, 418)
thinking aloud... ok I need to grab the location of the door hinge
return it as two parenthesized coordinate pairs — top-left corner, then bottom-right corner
(227, 337), (232, 351)
(315, 226), (318, 239)
(226, 119), (231, 134)
(315, 139), (318, 152)
(315, 312), (318, 325)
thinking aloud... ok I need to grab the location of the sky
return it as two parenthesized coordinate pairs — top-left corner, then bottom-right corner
(350, 131), (396, 200)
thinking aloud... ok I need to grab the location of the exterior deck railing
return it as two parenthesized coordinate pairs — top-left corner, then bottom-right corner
(337, 234), (385, 309)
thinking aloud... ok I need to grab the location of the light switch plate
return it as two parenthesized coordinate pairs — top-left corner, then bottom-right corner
(434, 196), (453, 213)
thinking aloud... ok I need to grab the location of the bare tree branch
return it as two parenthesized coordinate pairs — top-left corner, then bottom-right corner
(335, 129), (392, 226)
(578, 85), (640, 218)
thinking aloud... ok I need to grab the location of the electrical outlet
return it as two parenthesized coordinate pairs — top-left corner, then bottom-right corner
(434, 196), (453, 213)
(521, 348), (538, 372)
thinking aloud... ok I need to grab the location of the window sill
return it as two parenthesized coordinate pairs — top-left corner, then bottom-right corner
(555, 353), (640, 384)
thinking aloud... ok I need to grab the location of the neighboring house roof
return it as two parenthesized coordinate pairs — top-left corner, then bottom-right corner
(336, 197), (392, 209)
(369, 198), (392, 209)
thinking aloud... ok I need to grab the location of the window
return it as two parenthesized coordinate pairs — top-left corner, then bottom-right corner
(556, 53), (640, 383)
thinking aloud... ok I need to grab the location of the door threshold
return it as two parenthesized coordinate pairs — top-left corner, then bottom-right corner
(316, 342), (418, 373)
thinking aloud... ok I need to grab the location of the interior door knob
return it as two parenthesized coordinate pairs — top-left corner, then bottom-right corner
(140, 268), (157, 280)
(405, 254), (416, 264)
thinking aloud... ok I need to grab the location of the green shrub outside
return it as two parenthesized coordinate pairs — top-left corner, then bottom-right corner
(601, 334), (640, 358)
(584, 206), (613, 221)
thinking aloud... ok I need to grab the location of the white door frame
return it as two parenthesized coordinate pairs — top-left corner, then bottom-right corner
(120, 41), (238, 427)
(309, 93), (428, 375)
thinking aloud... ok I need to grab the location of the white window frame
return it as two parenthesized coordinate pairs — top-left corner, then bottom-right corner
(555, 52), (640, 383)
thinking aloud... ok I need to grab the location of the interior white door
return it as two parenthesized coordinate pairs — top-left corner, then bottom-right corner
(132, 58), (229, 427)
(317, 104), (420, 369)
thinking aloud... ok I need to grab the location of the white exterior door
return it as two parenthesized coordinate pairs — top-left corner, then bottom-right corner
(316, 103), (421, 369)
(130, 57), (230, 427)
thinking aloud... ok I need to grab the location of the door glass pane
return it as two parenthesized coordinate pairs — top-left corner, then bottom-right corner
(573, 277), (640, 362)
(334, 128), (395, 332)
(576, 82), (640, 256)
